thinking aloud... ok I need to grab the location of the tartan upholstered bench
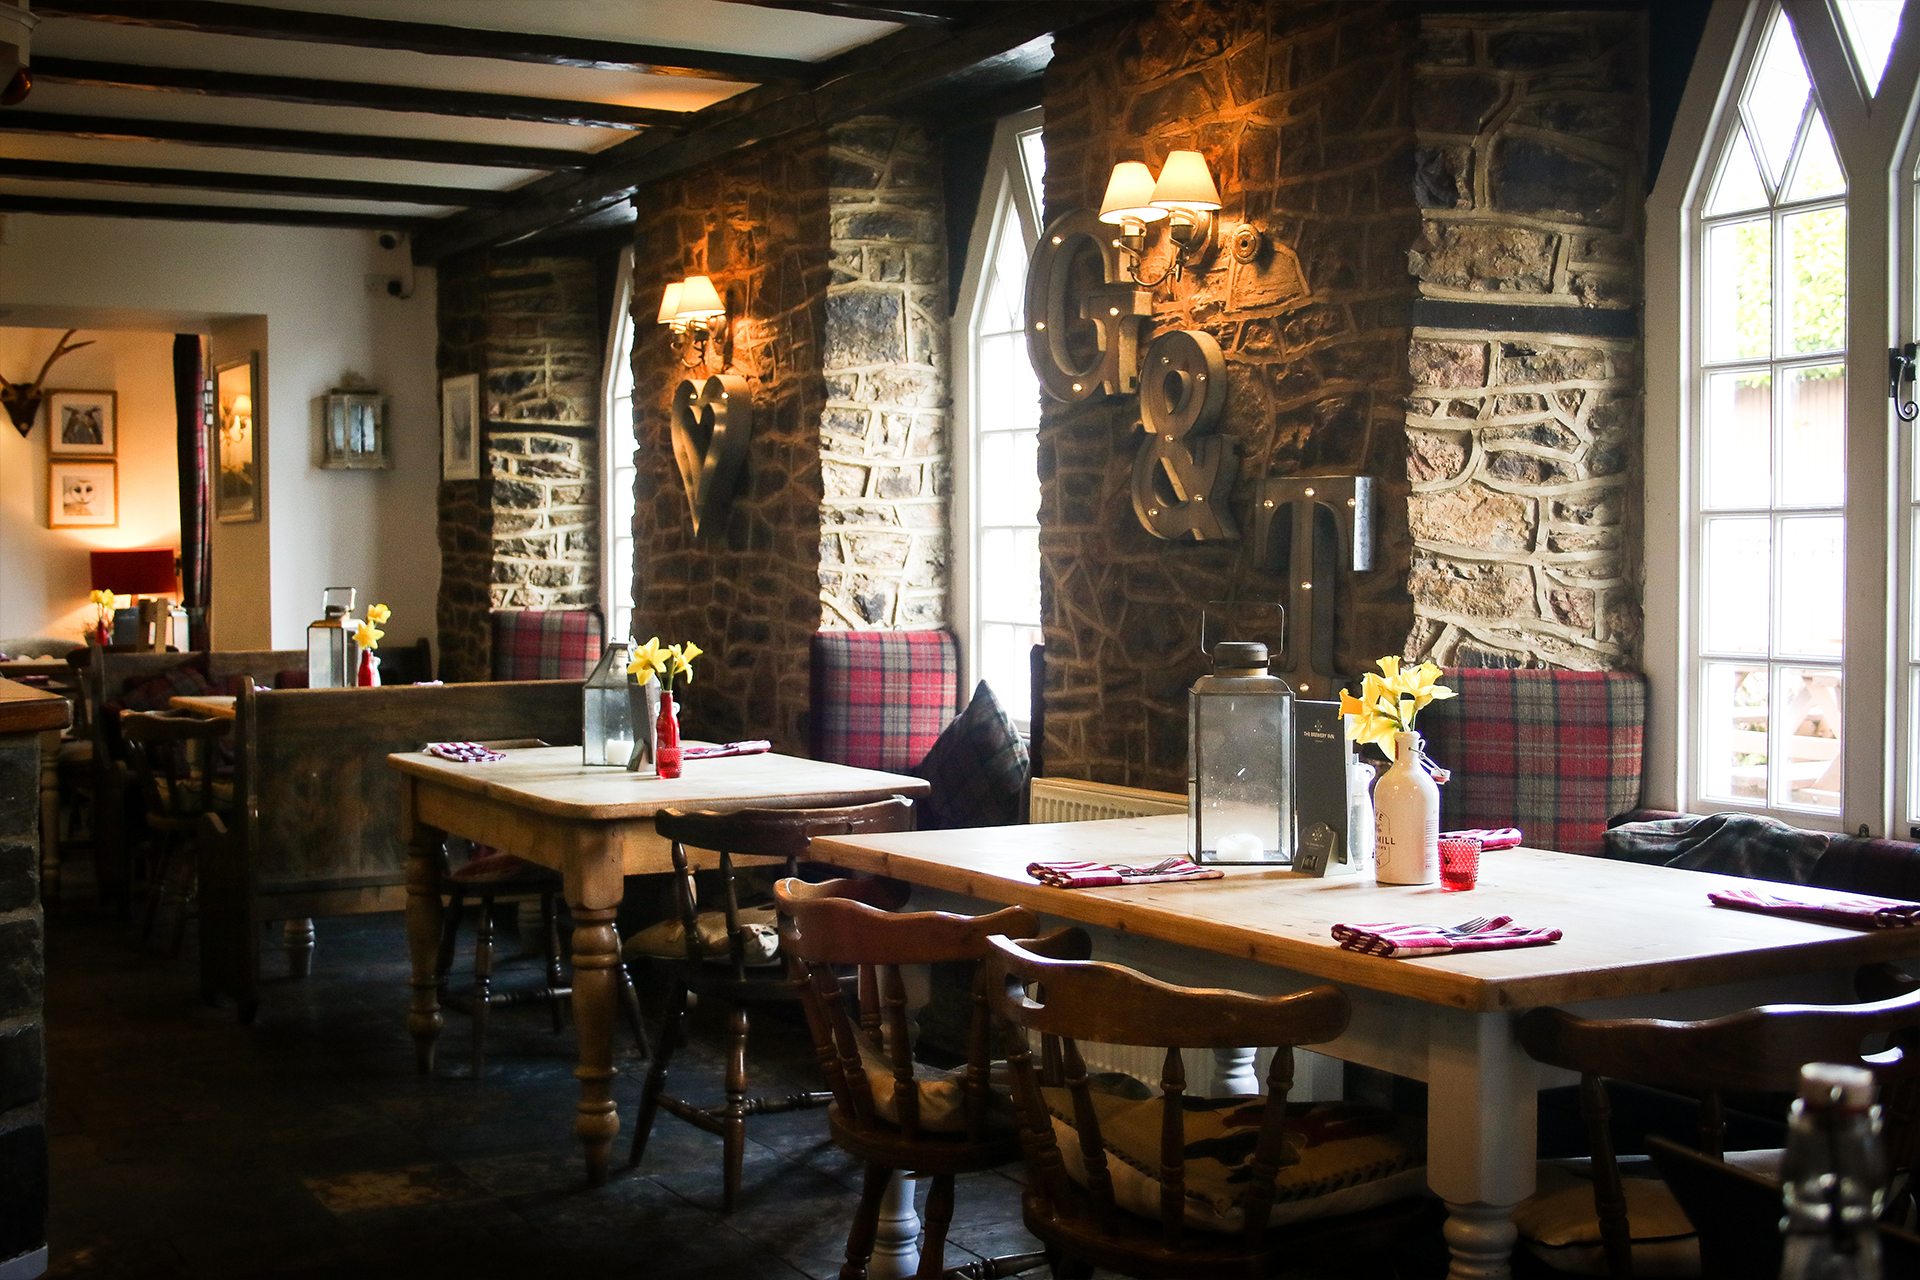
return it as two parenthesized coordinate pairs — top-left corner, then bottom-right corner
(808, 629), (958, 772)
(1416, 668), (1648, 857)
(490, 610), (603, 681)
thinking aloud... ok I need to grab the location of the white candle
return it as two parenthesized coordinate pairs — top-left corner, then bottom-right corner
(1214, 832), (1265, 861)
(604, 737), (634, 766)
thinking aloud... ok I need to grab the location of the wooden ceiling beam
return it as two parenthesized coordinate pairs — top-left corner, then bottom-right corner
(0, 110), (591, 170)
(0, 192), (434, 230)
(721, 2), (959, 26)
(2, 157), (513, 208)
(30, 56), (689, 130)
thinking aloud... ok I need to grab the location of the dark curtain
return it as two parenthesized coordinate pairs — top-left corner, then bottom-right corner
(172, 334), (211, 650)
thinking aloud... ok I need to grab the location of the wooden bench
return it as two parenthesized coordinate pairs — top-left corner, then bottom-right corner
(198, 680), (583, 1023)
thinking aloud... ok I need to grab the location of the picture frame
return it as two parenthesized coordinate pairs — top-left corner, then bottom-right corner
(441, 373), (481, 481)
(48, 459), (117, 528)
(47, 389), (116, 456)
(321, 389), (391, 470)
(215, 354), (262, 523)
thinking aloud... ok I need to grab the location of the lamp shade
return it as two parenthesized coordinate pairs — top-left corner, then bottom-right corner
(1099, 161), (1168, 224)
(90, 548), (176, 596)
(1150, 150), (1222, 211)
(673, 274), (725, 321)
(655, 281), (683, 325)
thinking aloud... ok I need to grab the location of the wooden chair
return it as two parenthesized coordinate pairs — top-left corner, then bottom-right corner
(982, 936), (1429, 1279)
(775, 876), (1090, 1280)
(1515, 977), (1920, 1278)
(119, 710), (232, 955)
(627, 796), (915, 1211)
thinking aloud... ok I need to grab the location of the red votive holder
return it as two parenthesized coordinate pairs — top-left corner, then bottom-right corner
(1439, 836), (1482, 892)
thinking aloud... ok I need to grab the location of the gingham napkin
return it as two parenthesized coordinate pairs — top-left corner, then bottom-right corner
(1027, 856), (1225, 889)
(1331, 914), (1562, 958)
(681, 740), (771, 761)
(426, 741), (506, 764)
(1708, 886), (1920, 929)
(1441, 827), (1523, 850)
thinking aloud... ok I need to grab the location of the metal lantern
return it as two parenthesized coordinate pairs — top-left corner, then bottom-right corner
(583, 641), (638, 767)
(306, 587), (358, 689)
(1188, 640), (1295, 865)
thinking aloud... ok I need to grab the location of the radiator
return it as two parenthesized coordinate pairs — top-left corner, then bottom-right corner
(1029, 777), (1186, 824)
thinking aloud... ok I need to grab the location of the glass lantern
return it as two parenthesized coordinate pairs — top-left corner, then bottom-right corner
(583, 641), (638, 767)
(306, 587), (358, 689)
(1189, 640), (1295, 865)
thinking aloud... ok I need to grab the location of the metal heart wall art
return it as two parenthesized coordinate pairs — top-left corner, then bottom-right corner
(670, 373), (752, 535)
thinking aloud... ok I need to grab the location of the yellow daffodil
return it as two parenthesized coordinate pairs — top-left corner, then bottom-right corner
(89, 589), (116, 608)
(1342, 656), (1455, 760)
(626, 636), (669, 683)
(353, 620), (384, 650)
(367, 603), (392, 626)
(668, 641), (703, 685)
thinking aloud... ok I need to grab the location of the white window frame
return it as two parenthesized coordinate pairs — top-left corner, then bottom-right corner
(950, 106), (1044, 728)
(600, 246), (637, 641)
(1647, 0), (1920, 836)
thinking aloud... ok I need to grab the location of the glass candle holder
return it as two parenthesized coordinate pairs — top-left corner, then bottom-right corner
(1438, 835), (1482, 892)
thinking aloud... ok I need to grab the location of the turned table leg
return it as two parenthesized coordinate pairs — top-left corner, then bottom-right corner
(283, 917), (316, 977)
(867, 1170), (922, 1280)
(566, 842), (625, 1186)
(1426, 1009), (1537, 1280)
(405, 821), (446, 1074)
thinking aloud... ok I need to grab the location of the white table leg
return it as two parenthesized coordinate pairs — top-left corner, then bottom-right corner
(1426, 1009), (1536, 1280)
(866, 1170), (921, 1280)
(1212, 1046), (1260, 1094)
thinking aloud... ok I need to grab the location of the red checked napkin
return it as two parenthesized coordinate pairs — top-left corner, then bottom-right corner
(682, 740), (772, 761)
(1708, 886), (1920, 929)
(1441, 827), (1522, 851)
(1331, 914), (1562, 958)
(426, 741), (506, 764)
(1028, 857), (1225, 889)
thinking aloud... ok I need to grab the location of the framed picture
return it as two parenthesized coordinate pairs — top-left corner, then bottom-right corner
(48, 459), (117, 528)
(441, 373), (481, 480)
(215, 354), (262, 523)
(47, 390), (115, 456)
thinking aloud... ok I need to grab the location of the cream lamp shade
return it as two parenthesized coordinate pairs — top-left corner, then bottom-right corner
(656, 281), (684, 325)
(1099, 160), (1169, 224)
(1150, 150), (1222, 212)
(673, 274), (726, 321)
(229, 393), (252, 418)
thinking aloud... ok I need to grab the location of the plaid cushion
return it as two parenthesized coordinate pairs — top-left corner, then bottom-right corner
(1417, 669), (1646, 856)
(490, 610), (603, 681)
(1813, 836), (1920, 902)
(120, 658), (213, 711)
(809, 629), (958, 771)
(913, 680), (1028, 830)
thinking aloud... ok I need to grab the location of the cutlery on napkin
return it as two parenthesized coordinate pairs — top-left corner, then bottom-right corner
(1707, 886), (1920, 929)
(1331, 914), (1563, 958)
(1027, 857), (1224, 889)
(426, 741), (506, 764)
(681, 740), (772, 761)
(1440, 827), (1523, 851)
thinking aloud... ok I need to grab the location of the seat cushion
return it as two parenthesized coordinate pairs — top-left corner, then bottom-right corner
(809, 629), (958, 771)
(1515, 1150), (1784, 1277)
(853, 1036), (1015, 1134)
(622, 906), (781, 965)
(121, 659), (213, 711)
(490, 610), (603, 681)
(912, 681), (1028, 830)
(448, 848), (559, 886)
(1039, 1085), (1427, 1234)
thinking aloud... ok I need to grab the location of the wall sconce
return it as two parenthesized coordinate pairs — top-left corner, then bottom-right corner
(657, 274), (728, 370)
(1099, 150), (1222, 286)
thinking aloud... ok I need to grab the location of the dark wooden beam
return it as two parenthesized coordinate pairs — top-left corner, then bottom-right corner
(36, 0), (817, 83)
(721, 1), (959, 25)
(0, 192), (436, 231)
(2, 158), (513, 208)
(413, 3), (1113, 262)
(30, 57), (689, 129)
(0, 110), (591, 171)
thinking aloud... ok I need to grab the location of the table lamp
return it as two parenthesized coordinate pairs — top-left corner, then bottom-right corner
(89, 548), (182, 651)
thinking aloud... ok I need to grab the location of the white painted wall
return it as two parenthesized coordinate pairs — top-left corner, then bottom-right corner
(0, 214), (441, 652)
(0, 327), (179, 646)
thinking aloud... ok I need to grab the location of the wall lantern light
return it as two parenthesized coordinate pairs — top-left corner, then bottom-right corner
(1099, 149), (1221, 286)
(657, 273), (729, 370)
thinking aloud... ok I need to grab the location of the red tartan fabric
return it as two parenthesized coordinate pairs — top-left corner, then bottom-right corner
(1416, 669), (1645, 857)
(809, 630), (958, 771)
(489, 610), (603, 681)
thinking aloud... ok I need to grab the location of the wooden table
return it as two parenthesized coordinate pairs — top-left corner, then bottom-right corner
(810, 814), (1920, 1280)
(387, 744), (930, 1185)
(168, 694), (235, 719)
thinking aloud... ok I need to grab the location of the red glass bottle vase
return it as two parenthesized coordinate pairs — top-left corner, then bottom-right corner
(656, 689), (682, 779)
(356, 649), (380, 687)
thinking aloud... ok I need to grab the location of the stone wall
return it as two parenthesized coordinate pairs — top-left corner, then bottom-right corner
(435, 253), (603, 681)
(0, 731), (47, 1274)
(1401, 9), (1644, 669)
(822, 118), (951, 630)
(1038, 1), (1422, 791)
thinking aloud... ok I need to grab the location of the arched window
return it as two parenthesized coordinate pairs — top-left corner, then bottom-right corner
(601, 246), (637, 642)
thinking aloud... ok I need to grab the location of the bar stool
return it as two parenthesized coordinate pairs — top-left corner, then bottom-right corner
(627, 795), (915, 1211)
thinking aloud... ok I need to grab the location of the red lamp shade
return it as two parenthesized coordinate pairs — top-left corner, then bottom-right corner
(90, 548), (177, 597)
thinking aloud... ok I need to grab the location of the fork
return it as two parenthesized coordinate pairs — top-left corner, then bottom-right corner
(1449, 916), (1493, 935)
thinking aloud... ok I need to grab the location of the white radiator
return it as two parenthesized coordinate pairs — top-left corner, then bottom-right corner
(1029, 777), (1186, 824)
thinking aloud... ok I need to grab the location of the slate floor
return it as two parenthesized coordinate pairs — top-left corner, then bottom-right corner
(42, 903), (1459, 1280)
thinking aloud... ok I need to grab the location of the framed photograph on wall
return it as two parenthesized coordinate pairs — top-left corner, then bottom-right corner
(441, 373), (481, 481)
(48, 459), (117, 528)
(215, 354), (262, 523)
(47, 389), (116, 456)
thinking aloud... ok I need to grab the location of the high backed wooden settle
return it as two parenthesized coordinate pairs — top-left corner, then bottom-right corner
(197, 680), (581, 1022)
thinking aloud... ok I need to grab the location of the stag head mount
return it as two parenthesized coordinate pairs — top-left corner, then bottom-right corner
(1, 329), (94, 437)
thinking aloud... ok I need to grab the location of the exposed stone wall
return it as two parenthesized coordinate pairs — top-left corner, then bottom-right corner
(0, 733), (46, 1273)
(435, 253), (603, 681)
(822, 118), (951, 630)
(1402, 9), (1645, 669)
(1038, 1), (1422, 790)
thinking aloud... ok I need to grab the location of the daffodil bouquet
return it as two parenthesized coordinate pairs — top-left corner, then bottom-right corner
(626, 637), (703, 696)
(88, 588), (116, 643)
(353, 602), (391, 652)
(1339, 656), (1455, 761)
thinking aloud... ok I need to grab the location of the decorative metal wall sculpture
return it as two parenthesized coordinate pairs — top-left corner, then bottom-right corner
(1024, 209), (1151, 401)
(1132, 328), (1238, 542)
(670, 373), (752, 536)
(1250, 475), (1375, 696)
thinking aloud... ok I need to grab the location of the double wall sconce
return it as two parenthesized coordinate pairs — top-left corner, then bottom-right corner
(1099, 150), (1222, 286)
(656, 273), (728, 370)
